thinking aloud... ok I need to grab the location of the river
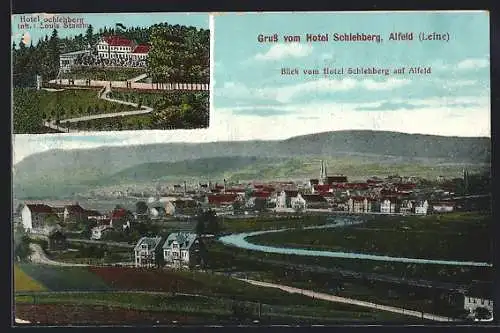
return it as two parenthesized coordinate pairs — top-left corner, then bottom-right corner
(218, 218), (492, 267)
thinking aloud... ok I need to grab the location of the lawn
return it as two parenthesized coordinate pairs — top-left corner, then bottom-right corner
(59, 67), (146, 81)
(14, 265), (46, 292)
(220, 214), (333, 233)
(65, 114), (154, 131)
(247, 213), (492, 262)
(36, 88), (136, 120)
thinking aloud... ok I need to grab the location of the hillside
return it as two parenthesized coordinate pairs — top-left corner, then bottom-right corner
(13, 130), (490, 198)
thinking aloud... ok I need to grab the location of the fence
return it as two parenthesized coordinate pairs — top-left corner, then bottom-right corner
(46, 79), (209, 91)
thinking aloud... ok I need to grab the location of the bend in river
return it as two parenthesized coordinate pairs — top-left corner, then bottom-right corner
(218, 218), (492, 267)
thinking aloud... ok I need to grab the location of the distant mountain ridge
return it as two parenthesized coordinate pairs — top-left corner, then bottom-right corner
(13, 130), (490, 198)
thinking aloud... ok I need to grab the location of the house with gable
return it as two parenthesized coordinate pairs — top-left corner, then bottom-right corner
(134, 236), (164, 268)
(97, 35), (150, 60)
(110, 207), (134, 230)
(165, 199), (199, 216)
(414, 200), (429, 215)
(162, 232), (205, 269)
(63, 204), (87, 223)
(276, 190), (299, 210)
(21, 204), (60, 233)
(347, 197), (373, 213)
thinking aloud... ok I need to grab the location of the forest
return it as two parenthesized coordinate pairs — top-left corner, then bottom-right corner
(12, 22), (210, 87)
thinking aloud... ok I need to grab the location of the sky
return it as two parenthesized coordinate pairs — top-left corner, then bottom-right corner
(11, 12), (209, 47)
(13, 11), (490, 164)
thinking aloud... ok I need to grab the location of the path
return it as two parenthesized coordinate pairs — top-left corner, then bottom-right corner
(29, 243), (89, 267)
(44, 84), (154, 132)
(48, 78), (209, 91)
(128, 73), (148, 83)
(237, 278), (457, 322)
(15, 318), (31, 324)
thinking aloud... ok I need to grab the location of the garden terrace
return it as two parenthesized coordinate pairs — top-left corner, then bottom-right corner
(59, 67), (146, 81)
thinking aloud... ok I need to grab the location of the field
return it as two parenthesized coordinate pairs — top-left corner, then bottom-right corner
(14, 265), (46, 292)
(14, 294), (412, 325)
(247, 213), (492, 262)
(37, 88), (136, 120)
(59, 67), (146, 81)
(206, 244), (486, 319)
(220, 214), (333, 233)
(17, 264), (111, 291)
(13, 265), (413, 324)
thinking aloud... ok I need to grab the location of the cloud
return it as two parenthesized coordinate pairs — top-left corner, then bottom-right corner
(457, 58), (489, 70)
(355, 100), (479, 111)
(356, 102), (428, 111)
(255, 43), (313, 61)
(218, 78), (410, 104)
(269, 78), (410, 103)
(232, 109), (292, 117)
(432, 58), (489, 71)
(320, 53), (334, 61)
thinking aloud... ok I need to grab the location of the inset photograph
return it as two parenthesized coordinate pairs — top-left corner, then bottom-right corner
(12, 13), (210, 133)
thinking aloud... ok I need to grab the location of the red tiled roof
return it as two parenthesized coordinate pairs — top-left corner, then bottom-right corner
(225, 188), (245, 193)
(301, 194), (327, 203)
(284, 190), (299, 197)
(314, 184), (332, 192)
(132, 44), (150, 53)
(103, 36), (134, 47)
(253, 191), (271, 199)
(396, 183), (417, 190)
(208, 194), (238, 205)
(65, 204), (85, 213)
(111, 208), (128, 219)
(26, 204), (53, 214)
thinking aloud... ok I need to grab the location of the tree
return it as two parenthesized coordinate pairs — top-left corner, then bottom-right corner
(135, 201), (149, 214)
(85, 25), (94, 46)
(204, 210), (219, 235)
(195, 218), (205, 235)
(13, 89), (43, 133)
(14, 235), (32, 262)
(45, 215), (60, 227)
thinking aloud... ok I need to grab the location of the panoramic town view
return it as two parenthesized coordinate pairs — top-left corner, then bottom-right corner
(12, 13), (210, 133)
(13, 131), (493, 325)
(12, 11), (493, 326)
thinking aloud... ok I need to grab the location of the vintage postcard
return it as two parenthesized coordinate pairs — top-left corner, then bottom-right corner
(11, 12), (210, 133)
(12, 11), (492, 326)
